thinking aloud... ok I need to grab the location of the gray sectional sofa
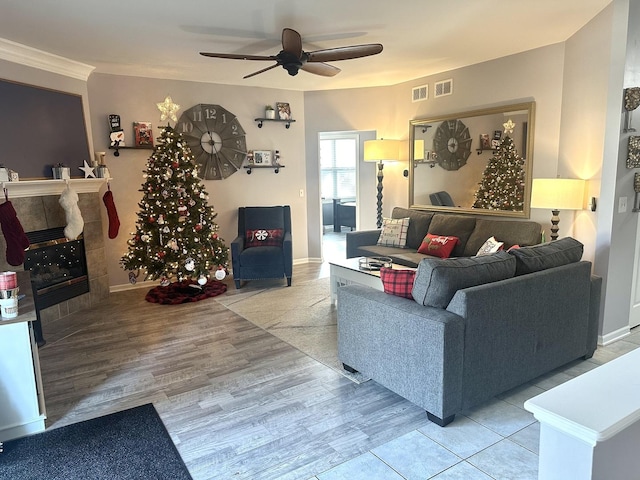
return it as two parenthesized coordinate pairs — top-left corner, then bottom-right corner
(337, 237), (601, 426)
(346, 207), (542, 267)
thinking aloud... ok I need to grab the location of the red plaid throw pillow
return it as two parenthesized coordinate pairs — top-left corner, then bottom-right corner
(246, 228), (284, 248)
(417, 233), (459, 259)
(380, 267), (416, 299)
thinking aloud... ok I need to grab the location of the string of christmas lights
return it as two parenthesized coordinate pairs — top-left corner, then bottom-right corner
(121, 126), (229, 285)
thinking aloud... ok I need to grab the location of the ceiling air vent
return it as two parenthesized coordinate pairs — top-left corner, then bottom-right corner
(412, 84), (428, 102)
(434, 79), (453, 98)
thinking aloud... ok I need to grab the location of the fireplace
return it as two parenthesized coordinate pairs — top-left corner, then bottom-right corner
(24, 226), (90, 344)
(0, 182), (110, 343)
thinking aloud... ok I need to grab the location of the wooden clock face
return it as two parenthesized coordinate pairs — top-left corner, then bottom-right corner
(175, 104), (247, 180)
(433, 119), (472, 171)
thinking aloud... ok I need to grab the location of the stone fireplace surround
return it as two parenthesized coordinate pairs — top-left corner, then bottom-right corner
(0, 179), (110, 331)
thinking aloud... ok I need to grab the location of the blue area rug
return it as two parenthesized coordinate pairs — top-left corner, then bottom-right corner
(0, 403), (191, 480)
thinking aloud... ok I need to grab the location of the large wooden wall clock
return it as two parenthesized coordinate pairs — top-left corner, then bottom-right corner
(175, 104), (247, 180)
(433, 119), (472, 171)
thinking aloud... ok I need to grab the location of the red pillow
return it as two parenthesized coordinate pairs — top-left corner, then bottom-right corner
(417, 233), (459, 259)
(245, 228), (284, 248)
(380, 267), (416, 299)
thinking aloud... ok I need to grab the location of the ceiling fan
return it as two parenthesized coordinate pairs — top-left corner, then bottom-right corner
(200, 28), (383, 79)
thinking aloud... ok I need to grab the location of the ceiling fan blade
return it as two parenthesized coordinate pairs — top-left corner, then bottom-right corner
(200, 52), (276, 61)
(300, 62), (341, 77)
(282, 28), (302, 58)
(243, 63), (280, 79)
(306, 44), (383, 63)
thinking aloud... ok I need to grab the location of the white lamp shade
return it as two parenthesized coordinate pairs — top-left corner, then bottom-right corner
(413, 139), (425, 161)
(364, 139), (401, 162)
(531, 178), (585, 210)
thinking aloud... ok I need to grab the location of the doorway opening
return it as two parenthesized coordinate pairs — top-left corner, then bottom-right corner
(319, 132), (359, 262)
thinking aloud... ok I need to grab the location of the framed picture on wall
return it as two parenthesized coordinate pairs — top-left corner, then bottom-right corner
(276, 102), (291, 120)
(253, 150), (272, 166)
(133, 121), (153, 146)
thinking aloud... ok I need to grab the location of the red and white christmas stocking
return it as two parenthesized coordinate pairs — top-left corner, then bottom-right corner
(0, 200), (30, 266)
(103, 189), (120, 239)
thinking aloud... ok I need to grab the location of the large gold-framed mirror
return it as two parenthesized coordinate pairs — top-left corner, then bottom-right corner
(409, 101), (535, 218)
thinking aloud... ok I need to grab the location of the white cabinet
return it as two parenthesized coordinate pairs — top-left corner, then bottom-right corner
(0, 273), (45, 442)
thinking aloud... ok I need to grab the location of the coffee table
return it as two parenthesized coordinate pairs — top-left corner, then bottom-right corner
(329, 257), (415, 305)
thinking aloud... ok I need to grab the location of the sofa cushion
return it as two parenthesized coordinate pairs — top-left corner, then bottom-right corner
(427, 215), (477, 257)
(508, 237), (583, 275)
(412, 251), (516, 308)
(377, 217), (410, 247)
(476, 236), (504, 256)
(417, 233), (459, 258)
(392, 207), (435, 250)
(463, 218), (542, 256)
(380, 267), (416, 299)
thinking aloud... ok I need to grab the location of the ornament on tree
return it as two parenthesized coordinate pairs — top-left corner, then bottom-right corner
(185, 258), (195, 271)
(197, 275), (207, 286)
(214, 268), (226, 281)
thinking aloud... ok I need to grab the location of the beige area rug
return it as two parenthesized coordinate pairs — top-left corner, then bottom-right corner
(216, 277), (369, 383)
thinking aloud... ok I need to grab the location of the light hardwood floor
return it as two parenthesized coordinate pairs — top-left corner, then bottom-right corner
(38, 261), (428, 480)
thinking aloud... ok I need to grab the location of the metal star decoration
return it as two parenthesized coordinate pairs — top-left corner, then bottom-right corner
(156, 96), (181, 124)
(503, 119), (516, 135)
(79, 159), (96, 178)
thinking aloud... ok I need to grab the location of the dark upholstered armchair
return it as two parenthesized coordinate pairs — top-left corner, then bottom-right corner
(231, 206), (292, 289)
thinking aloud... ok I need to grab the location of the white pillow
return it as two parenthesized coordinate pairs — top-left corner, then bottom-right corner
(377, 217), (410, 247)
(476, 236), (504, 256)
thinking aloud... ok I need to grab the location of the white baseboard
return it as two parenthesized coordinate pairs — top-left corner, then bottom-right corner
(110, 280), (157, 293)
(599, 326), (631, 346)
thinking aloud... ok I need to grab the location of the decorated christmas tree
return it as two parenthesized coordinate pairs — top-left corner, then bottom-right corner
(121, 125), (228, 285)
(472, 119), (525, 211)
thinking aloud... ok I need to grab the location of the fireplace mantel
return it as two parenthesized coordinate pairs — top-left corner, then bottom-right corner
(1, 178), (108, 198)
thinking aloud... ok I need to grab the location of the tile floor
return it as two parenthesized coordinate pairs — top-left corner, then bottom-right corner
(311, 231), (640, 479)
(306, 330), (640, 479)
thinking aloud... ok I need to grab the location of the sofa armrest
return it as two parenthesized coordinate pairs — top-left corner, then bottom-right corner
(337, 284), (465, 419)
(230, 235), (244, 273)
(346, 229), (381, 258)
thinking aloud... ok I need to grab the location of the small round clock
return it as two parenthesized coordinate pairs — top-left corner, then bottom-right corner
(433, 119), (473, 171)
(174, 104), (247, 180)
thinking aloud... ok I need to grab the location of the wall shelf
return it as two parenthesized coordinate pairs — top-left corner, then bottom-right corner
(254, 118), (296, 129)
(243, 165), (285, 174)
(109, 145), (153, 156)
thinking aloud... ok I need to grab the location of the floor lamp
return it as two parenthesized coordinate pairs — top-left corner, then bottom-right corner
(531, 178), (585, 240)
(364, 139), (401, 228)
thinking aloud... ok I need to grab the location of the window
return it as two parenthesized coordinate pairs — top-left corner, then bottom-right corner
(320, 135), (357, 200)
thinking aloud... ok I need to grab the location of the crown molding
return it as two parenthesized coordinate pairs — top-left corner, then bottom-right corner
(0, 37), (94, 81)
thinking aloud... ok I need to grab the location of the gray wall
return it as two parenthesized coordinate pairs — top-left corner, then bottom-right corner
(87, 74), (308, 287)
(560, 0), (630, 341)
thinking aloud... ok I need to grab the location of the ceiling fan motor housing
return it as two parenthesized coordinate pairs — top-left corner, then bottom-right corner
(278, 50), (303, 76)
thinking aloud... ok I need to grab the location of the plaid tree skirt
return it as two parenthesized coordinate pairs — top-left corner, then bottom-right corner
(145, 279), (227, 304)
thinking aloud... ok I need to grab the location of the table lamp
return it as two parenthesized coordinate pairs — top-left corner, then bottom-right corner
(364, 139), (401, 228)
(531, 178), (585, 240)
